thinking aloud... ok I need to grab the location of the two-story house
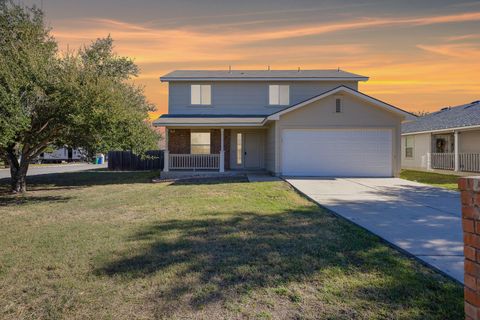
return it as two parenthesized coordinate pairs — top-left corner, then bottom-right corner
(153, 69), (414, 177)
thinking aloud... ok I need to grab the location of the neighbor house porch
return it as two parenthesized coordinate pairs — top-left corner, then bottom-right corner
(430, 129), (480, 173)
(164, 127), (268, 173)
(403, 127), (480, 173)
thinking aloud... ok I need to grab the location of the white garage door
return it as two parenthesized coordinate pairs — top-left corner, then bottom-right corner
(282, 129), (392, 177)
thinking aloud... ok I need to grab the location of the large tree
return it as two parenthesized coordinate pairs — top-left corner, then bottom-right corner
(0, 1), (159, 192)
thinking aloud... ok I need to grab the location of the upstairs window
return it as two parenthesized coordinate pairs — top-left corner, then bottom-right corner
(191, 132), (211, 154)
(269, 85), (289, 105)
(405, 136), (414, 158)
(191, 85), (211, 105)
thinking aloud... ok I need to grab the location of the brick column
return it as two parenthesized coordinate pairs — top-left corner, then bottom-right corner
(460, 177), (480, 320)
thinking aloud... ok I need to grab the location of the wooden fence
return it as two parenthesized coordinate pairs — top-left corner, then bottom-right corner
(108, 150), (164, 171)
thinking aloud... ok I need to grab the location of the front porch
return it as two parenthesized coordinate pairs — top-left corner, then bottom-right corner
(427, 129), (480, 173)
(163, 127), (267, 173)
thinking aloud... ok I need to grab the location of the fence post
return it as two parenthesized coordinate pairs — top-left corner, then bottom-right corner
(427, 152), (432, 171)
(460, 177), (480, 320)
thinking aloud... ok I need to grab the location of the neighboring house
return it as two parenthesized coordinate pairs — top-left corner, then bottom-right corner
(401, 100), (480, 173)
(37, 147), (86, 163)
(153, 69), (413, 177)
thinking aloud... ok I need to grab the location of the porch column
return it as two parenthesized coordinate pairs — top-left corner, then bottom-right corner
(454, 130), (459, 172)
(219, 128), (225, 172)
(164, 128), (169, 172)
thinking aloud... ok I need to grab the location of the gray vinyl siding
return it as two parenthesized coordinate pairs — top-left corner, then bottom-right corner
(168, 81), (358, 115)
(460, 130), (480, 153)
(401, 133), (431, 170)
(265, 122), (276, 173)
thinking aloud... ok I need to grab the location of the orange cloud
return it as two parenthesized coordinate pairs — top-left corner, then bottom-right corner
(417, 43), (480, 58)
(53, 11), (480, 46)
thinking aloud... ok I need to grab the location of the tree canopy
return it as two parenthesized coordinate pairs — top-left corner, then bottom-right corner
(0, 0), (160, 192)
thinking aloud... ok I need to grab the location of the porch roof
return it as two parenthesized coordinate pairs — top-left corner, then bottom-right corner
(153, 114), (267, 127)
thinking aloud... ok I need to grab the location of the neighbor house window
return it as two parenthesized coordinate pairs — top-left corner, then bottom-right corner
(191, 84), (211, 105)
(335, 98), (342, 113)
(269, 85), (289, 105)
(405, 136), (414, 158)
(191, 132), (211, 154)
(236, 133), (243, 165)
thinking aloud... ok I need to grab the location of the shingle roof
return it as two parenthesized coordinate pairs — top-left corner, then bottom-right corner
(402, 100), (480, 134)
(160, 69), (368, 81)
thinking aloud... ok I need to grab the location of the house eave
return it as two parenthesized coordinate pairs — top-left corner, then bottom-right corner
(160, 77), (369, 82)
(153, 117), (266, 127)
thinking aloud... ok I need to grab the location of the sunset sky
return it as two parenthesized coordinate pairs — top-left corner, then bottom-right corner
(26, 0), (480, 118)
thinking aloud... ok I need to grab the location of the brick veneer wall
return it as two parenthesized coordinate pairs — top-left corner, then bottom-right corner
(168, 129), (190, 154)
(460, 177), (480, 320)
(168, 129), (231, 169)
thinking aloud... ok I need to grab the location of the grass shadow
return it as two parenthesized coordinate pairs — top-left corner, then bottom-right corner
(0, 170), (159, 192)
(0, 194), (72, 207)
(96, 208), (463, 319)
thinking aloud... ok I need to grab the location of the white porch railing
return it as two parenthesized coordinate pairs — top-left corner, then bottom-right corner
(430, 153), (480, 172)
(169, 154), (220, 170)
(431, 153), (455, 170)
(460, 153), (480, 173)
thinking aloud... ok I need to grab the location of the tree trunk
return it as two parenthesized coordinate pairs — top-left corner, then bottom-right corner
(6, 149), (29, 193)
(10, 163), (29, 193)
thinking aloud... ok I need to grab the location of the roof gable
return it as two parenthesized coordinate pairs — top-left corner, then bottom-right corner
(267, 86), (414, 120)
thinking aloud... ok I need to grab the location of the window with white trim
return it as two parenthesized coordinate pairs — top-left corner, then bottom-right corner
(405, 136), (414, 158)
(191, 84), (211, 105)
(191, 132), (211, 154)
(269, 85), (289, 105)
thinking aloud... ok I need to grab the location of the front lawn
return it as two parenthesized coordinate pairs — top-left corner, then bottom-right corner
(0, 171), (462, 319)
(400, 169), (460, 191)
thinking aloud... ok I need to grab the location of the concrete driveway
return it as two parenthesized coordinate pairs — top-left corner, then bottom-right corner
(286, 177), (463, 283)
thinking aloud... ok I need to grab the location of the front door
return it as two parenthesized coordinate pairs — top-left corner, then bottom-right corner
(244, 133), (261, 169)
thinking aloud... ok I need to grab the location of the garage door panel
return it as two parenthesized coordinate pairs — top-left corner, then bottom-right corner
(282, 129), (392, 177)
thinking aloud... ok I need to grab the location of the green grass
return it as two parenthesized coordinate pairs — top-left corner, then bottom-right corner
(0, 171), (463, 319)
(400, 169), (460, 191)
